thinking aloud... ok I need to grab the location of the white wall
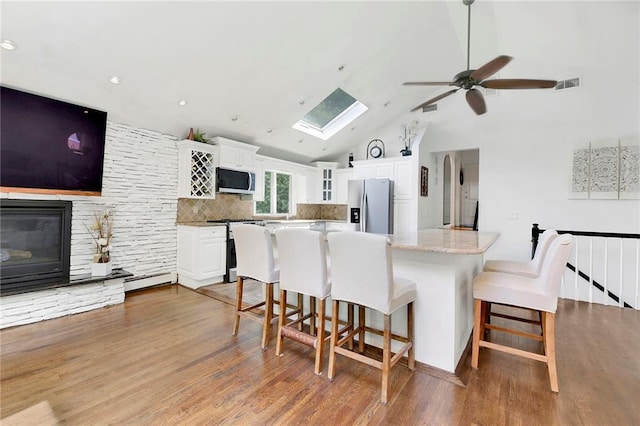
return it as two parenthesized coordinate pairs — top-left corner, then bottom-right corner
(1, 122), (179, 326)
(343, 1), (640, 263)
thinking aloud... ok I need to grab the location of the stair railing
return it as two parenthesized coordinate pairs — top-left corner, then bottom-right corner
(532, 224), (639, 310)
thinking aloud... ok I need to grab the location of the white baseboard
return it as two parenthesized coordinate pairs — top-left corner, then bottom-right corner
(123, 271), (176, 292)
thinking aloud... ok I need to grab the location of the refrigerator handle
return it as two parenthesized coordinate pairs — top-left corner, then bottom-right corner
(362, 193), (368, 232)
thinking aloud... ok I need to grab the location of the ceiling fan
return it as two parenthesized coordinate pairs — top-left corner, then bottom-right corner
(404, 0), (557, 115)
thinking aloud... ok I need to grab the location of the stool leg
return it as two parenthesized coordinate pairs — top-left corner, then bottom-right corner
(347, 303), (355, 350)
(471, 299), (482, 369)
(314, 297), (326, 375)
(232, 276), (244, 336)
(262, 282), (274, 350)
(310, 296), (317, 335)
(381, 314), (392, 404)
(328, 300), (340, 380)
(544, 312), (559, 392)
(407, 301), (415, 370)
(358, 305), (366, 353)
(275, 289), (287, 357)
(297, 293), (304, 331)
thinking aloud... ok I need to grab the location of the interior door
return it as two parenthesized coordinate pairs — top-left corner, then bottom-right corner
(460, 163), (479, 227)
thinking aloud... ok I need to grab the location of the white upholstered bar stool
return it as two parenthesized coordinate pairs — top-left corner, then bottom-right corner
(274, 228), (331, 375)
(232, 224), (281, 349)
(471, 234), (574, 392)
(483, 229), (558, 326)
(484, 229), (558, 277)
(326, 231), (416, 404)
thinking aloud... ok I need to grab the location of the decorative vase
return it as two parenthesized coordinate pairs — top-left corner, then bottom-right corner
(187, 128), (195, 141)
(91, 261), (113, 277)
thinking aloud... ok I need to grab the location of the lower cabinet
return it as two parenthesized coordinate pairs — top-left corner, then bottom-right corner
(177, 225), (226, 289)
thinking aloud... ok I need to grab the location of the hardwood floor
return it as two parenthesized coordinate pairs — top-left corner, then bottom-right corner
(1, 284), (638, 425)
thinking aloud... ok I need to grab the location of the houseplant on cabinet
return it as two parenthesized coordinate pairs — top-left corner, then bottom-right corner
(86, 210), (113, 276)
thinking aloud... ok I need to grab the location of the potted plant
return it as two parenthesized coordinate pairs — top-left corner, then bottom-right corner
(400, 122), (417, 156)
(187, 127), (209, 143)
(86, 209), (113, 276)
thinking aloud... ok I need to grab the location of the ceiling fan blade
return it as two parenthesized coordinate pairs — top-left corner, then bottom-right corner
(480, 78), (557, 89)
(410, 89), (459, 112)
(403, 81), (454, 86)
(470, 55), (512, 81)
(466, 88), (486, 115)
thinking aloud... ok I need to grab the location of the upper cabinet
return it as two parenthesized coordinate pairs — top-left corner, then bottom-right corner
(334, 168), (353, 204)
(314, 161), (340, 203)
(177, 140), (218, 199)
(212, 137), (259, 171)
(351, 157), (413, 199)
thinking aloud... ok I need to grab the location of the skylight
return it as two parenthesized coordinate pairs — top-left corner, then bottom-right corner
(293, 88), (368, 141)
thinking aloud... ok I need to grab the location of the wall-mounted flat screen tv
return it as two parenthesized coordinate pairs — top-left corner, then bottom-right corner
(1, 86), (107, 195)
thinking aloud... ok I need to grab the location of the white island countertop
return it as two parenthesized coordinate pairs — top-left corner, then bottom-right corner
(389, 229), (500, 254)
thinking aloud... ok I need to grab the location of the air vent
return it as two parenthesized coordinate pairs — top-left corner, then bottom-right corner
(555, 77), (581, 90)
(421, 104), (437, 112)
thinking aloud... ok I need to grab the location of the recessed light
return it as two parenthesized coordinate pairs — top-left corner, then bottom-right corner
(177, 100), (187, 106)
(0, 40), (16, 50)
(109, 76), (120, 84)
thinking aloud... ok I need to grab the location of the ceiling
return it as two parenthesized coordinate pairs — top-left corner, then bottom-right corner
(1, 1), (634, 164)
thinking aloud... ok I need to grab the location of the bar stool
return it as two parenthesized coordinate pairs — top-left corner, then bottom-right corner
(275, 228), (331, 375)
(472, 234), (573, 392)
(484, 229), (558, 277)
(483, 229), (559, 326)
(326, 231), (416, 404)
(232, 224), (281, 349)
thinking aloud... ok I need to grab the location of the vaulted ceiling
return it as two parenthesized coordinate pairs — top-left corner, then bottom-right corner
(1, 1), (637, 164)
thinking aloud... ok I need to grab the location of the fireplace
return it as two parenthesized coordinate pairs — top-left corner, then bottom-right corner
(0, 199), (72, 295)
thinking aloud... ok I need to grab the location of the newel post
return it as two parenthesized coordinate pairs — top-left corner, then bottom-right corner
(531, 223), (541, 259)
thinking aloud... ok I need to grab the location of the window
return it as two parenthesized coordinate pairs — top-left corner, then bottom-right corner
(255, 171), (291, 215)
(292, 88), (368, 141)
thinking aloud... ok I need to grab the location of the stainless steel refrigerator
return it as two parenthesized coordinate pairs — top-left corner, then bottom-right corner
(347, 178), (394, 234)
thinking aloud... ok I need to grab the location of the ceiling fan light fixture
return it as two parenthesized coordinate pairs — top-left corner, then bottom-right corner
(403, 0), (556, 115)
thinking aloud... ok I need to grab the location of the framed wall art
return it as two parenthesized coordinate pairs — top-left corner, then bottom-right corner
(420, 166), (428, 197)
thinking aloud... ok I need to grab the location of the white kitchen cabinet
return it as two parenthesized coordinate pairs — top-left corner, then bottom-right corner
(253, 157), (265, 202)
(212, 137), (259, 171)
(177, 140), (218, 199)
(314, 162), (340, 203)
(177, 225), (226, 289)
(335, 168), (353, 204)
(393, 158), (413, 200)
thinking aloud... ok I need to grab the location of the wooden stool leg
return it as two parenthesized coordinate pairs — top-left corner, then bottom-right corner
(275, 289), (287, 356)
(358, 305), (366, 353)
(347, 303), (355, 350)
(407, 301), (415, 370)
(381, 314), (392, 404)
(314, 297), (326, 375)
(297, 293), (304, 331)
(327, 300), (340, 380)
(544, 312), (559, 392)
(232, 277), (244, 336)
(262, 282), (274, 350)
(471, 299), (482, 369)
(310, 296), (317, 335)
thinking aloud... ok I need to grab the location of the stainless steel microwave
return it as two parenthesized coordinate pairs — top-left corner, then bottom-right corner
(216, 167), (255, 194)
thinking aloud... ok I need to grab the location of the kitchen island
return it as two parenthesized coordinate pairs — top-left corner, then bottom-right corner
(366, 229), (500, 375)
